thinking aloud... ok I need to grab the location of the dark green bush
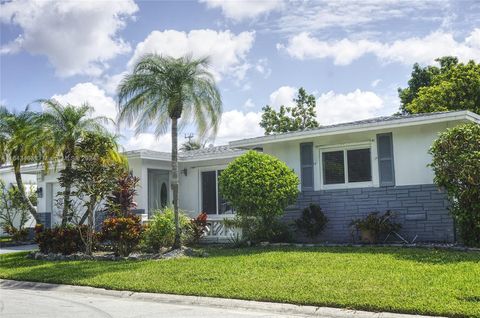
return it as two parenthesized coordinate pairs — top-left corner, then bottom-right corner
(295, 204), (328, 240)
(35, 224), (90, 254)
(429, 123), (480, 246)
(219, 151), (299, 243)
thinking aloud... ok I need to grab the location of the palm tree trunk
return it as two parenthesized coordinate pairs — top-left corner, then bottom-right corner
(62, 147), (73, 226)
(13, 160), (40, 224)
(171, 117), (181, 249)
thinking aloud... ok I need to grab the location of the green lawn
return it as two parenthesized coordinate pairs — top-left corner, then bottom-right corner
(1, 247), (479, 317)
(0, 236), (12, 243)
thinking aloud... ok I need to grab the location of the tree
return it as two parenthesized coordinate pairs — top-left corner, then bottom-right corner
(260, 87), (319, 135)
(429, 123), (480, 247)
(0, 106), (42, 223)
(0, 179), (36, 241)
(219, 151), (299, 242)
(398, 57), (480, 114)
(39, 100), (110, 226)
(62, 132), (125, 255)
(180, 139), (203, 151)
(118, 54), (222, 249)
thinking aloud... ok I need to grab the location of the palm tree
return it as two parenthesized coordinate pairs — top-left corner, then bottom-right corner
(38, 100), (110, 226)
(0, 106), (42, 223)
(117, 54), (222, 248)
(180, 139), (203, 152)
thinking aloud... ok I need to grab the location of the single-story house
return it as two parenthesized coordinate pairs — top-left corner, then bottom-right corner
(17, 110), (480, 242)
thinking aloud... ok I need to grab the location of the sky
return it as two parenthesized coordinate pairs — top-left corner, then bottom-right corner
(1, 0), (479, 152)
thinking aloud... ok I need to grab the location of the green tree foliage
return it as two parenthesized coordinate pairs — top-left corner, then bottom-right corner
(219, 151), (299, 242)
(0, 179), (36, 241)
(399, 57), (480, 114)
(429, 123), (480, 247)
(180, 139), (203, 151)
(0, 106), (43, 223)
(39, 100), (111, 226)
(260, 87), (319, 135)
(60, 132), (125, 255)
(118, 54), (222, 249)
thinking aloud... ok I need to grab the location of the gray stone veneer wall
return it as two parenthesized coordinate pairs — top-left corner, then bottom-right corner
(284, 184), (454, 243)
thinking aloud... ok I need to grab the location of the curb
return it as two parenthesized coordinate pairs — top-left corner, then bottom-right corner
(0, 279), (444, 318)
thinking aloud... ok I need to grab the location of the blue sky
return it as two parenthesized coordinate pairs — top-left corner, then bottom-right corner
(1, 0), (479, 151)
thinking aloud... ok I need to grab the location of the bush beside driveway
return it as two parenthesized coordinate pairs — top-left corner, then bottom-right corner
(0, 246), (479, 317)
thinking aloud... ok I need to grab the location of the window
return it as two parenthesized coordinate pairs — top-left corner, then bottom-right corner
(201, 170), (234, 215)
(321, 147), (372, 186)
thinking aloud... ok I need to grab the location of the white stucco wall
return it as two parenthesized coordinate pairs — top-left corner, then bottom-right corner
(263, 121), (458, 190)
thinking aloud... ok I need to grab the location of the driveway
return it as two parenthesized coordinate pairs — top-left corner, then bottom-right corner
(0, 280), (441, 318)
(0, 244), (37, 254)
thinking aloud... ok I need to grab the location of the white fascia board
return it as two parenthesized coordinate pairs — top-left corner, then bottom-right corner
(230, 111), (477, 148)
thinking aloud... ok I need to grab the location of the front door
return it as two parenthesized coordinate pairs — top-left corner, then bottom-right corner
(148, 169), (169, 216)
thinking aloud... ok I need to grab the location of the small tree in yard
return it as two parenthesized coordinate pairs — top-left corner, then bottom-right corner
(0, 179), (36, 241)
(60, 132), (125, 255)
(219, 151), (299, 242)
(429, 123), (480, 247)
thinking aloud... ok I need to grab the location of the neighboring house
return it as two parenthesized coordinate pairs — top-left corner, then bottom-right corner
(0, 164), (38, 235)
(32, 110), (480, 243)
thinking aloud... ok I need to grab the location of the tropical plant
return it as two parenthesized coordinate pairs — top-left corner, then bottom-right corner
(260, 87), (319, 135)
(188, 212), (208, 244)
(0, 179), (36, 241)
(180, 139), (203, 151)
(101, 215), (143, 257)
(295, 204), (328, 240)
(350, 211), (401, 244)
(59, 132), (125, 255)
(429, 123), (480, 246)
(35, 224), (90, 255)
(117, 54), (222, 248)
(0, 106), (42, 223)
(398, 56), (480, 114)
(141, 207), (191, 252)
(219, 151), (299, 243)
(38, 99), (111, 226)
(105, 171), (140, 217)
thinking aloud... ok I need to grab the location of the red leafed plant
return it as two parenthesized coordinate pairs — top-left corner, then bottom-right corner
(100, 215), (143, 256)
(105, 171), (140, 217)
(189, 212), (209, 244)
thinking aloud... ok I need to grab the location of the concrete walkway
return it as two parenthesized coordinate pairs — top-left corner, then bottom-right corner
(0, 280), (443, 318)
(0, 244), (37, 254)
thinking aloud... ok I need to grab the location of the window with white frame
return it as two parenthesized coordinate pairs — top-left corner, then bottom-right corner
(321, 147), (372, 186)
(201, 170), (234, 215)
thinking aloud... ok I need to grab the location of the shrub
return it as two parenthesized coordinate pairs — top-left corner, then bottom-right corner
(225, 216), (292, 243)
(219, 151), (299, 242)
(101, 215), (143, 256)
(350, 211), (401, 244)
(295, 204), (328, 240)
(105, 171), (140, 217)
(141, 207), (191, 252)
(3, 225), (28, 242)
(429, 123), (480, 247)
(35, 224), (89, 254)
(188, 212), (208, 245)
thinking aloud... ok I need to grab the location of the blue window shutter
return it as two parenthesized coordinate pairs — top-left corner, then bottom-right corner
(376, 133), (395, 186)
(300, 142), (314, 190)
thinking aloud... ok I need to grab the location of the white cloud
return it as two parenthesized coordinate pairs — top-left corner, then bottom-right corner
(128, 29), (255, 81)
(272, 1), (448, 34)
(269, 86), (297, 109)
(316, 90), (384, 125)
(215, 110), (263, 144)
(243, 98), (255, 109)
(51, 83), (117, 121)
(200, 0), (284, 22)
(124, 133), (176, 152)
(371, 79), (382, 87)
(279, 29), (480, 65)
(0, 0), (138, 77)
